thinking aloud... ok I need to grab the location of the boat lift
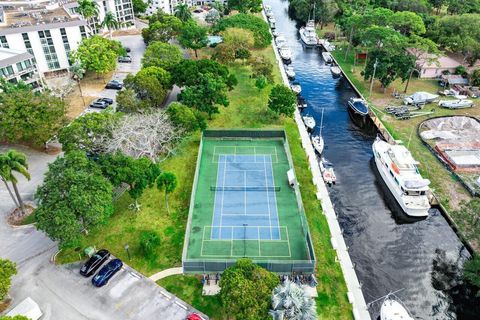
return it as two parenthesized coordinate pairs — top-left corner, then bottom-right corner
(384, 105), (435, 120)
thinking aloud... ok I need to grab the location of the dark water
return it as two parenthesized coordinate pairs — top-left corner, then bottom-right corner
(264, 0), (479, 319)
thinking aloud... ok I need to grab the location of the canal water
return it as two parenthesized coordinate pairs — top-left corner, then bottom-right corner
(264, 0), (479, 319)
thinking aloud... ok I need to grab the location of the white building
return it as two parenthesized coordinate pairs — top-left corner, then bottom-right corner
(0, 0), (134, 77)
(145, 0), (225, 16)
(0, 47), (42, 89)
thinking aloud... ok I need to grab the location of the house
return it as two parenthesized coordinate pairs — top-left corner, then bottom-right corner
(0, 47), (42, 89)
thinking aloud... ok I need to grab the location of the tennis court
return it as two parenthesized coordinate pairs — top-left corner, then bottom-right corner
(182, 130), (316, 273)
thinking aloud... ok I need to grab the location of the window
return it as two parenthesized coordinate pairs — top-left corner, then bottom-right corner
(16, 59), (32, 72)
(60, 28), (71, 63)
(79, 26), (87, 38)
(0, 35), (9, 48)
(0, 65), (14, 77)
(38, 30), (60, 70)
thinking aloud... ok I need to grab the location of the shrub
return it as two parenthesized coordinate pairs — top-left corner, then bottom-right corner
(139, 230), (161, 259)
(214, 14), (272, 48)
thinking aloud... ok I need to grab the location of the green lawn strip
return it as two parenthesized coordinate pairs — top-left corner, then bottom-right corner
(332, 50), (477, 246)
(19, 211), (36, 225)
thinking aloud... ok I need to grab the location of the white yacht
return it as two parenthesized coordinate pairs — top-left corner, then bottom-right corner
(312, 135), (324, 154)
(330, 66), (342, 78)
(300, 20), (318, 47)
(372, 137), (430, 217)
(303, 116), (315, 131)
(380, 294), (414, 320)
(279, 47), (292, 61)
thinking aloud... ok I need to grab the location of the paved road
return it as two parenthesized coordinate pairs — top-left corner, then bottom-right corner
(0, 145), (207, 319)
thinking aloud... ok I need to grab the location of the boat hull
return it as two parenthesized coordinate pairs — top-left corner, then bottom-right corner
(373, 144), (429, 217)
(347, 104), (369, 128)
(300, 31), (317, 47)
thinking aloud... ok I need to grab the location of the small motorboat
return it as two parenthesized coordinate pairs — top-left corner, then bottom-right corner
(404, 92), (439, 105)
(347, 97), (369, 116)
(300, 20), (318, 47)
(330, 66), (341, 78)
(311, 135), (324, 154)
(319, 39), (335, 51)
(380, 294), (414, 320)
(269, 19), (276, 29)
(279, 47), (292, 61)
(322, 51), (333, 64)
(438, 99), (474, 109)
(272, 30), (280, 37)
(297, 96), (307, 109)
(320, 159), (336, 186)
(291, 83), (301, 94)
(275, 35), (286, 47)
(285, 66), (295, 79)
(303, 116), (315, 131)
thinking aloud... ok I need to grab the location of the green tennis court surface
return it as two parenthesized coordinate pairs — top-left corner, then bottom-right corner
(182, 130), (315, 273)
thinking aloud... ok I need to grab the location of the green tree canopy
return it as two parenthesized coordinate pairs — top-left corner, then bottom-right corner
(174, 4), (192, 22)
(178, 20), (209, 58)
(178, 73), (229, 118)
(0, 150), (30, 216)
(58, 111), (121, 153)
(35, 152), (113, 247)
(142, 41), (183, 71)
(464, 254), (480, 296)
(76, 0), (99, 21)
(250, 55), (274, 82)
(170, 59), (237, 89)
(391, 11), (426, 36)
(142, 10), (183, 44)
(214, 14), (272, 48)
(220, 258), (279, 320)
(156, 171), (177, 212)
(132, 0), (148, 14)
(139, 230), (161, 259)
(0, 258), (16, 302)
(124, 66), (170, 107)
(227, 0), (262, 13)
(0, 80), (66, 147)
(117, 88), (146, 113)
(70, 36), (124, 76)
(268, 85), (297, 117)
(166, 102), (206, 132)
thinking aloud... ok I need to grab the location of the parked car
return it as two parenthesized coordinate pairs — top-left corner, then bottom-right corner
(80, 249), (110, 277)
(105, 80), (123, 90)
(118, 55), (132, 63)
(187, 313), (203, 320)
(100, 97), (114, 105)
(92, 259), (123, 287)
(124, 47), (131, 53)
(89, 99), (108, 109)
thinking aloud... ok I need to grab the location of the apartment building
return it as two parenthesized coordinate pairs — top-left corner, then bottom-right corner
(0, 46), (42, 89)
(145, 0), (225, 16)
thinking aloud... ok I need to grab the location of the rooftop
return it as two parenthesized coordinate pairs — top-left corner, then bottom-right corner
(0, 46), (33, 67)
(0, 1), (86, 34)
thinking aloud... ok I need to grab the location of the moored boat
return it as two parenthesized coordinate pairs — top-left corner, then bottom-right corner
(380, 294), (414, 320)
(438, 99), (473, 109)
(347, 97), (369, 116)
(302, 116), (315, 131)
(279, 47), (292, 61)
(372, 137), (430, 217)
(404, 91), (439, 105)
(297, 96), (307, 109)
(330, 66), (341, 78)
(285, 66), (295, 79)
(300, 20), (318, 47)
(322, 51), (333, 64)
(320, 159), (336, 186)
(290, 82), (301, 94)
(311, 135), (324, 154)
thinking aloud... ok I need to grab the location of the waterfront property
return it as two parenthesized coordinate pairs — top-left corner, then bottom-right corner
(182, 130), (316, 274)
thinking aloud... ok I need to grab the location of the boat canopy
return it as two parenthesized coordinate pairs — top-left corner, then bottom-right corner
(404, 178), (430, 190)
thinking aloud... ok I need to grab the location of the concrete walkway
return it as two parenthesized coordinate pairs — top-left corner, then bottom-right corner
(149, 267), (183, 282)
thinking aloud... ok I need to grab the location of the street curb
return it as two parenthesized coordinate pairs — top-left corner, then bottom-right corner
(8, 222), (36, 229)
(51, 249), (62, 264)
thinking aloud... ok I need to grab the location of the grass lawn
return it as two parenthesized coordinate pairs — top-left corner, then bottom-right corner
(332, 48), (480, 250)
(57, 44), (352, 319)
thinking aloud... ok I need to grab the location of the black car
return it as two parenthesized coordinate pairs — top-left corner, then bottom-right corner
(125, 47), (131, 53)
(92, 259), (123, 287)
(100, 97), (114, 105)
(118, 56), (132, 63)
(80, 249), (110, 277)
(89, 99), (109, 109)
(105, 80), (123, 90)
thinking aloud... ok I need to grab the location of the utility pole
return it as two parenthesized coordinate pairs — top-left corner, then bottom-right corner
(369, 58), (378, 97)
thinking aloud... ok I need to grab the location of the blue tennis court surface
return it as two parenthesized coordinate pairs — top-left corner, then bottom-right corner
(211, 154), (281, 240)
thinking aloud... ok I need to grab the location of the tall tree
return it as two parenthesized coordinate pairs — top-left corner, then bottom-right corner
(178, 73), (229, 118)
(0, 80), (66, 147)
(156, 172), (177, 213)
(142, 10), (182, 44)
(35, 152), (113, 247)
(220, 258), (279, 320)
(268, 85), (297, 117)
(70, 61), (86, 107)
(0, 150), (30, 216)
(124, 67), (170, 107)
(228, 0), (262, 13)
(132, 0), (148, 14)
(70, 36), (124, 78)
(76, 0), (99, 21)
(0, 259), (16, 302)
(101, 11), (120, 38)
(174, 4), (192, 22)
(166, 102), (206, 132)
(178, 20), (209, 59)
(142, 41), (183, 71)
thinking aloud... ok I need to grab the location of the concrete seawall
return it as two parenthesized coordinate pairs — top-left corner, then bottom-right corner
(264, 12), (372, 320)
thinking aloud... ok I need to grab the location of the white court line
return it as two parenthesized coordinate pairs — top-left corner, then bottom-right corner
(220, 213), (270, 216)
(209, 154), (224, 239)
(244, 171), (247, 216)
(258, 228), (261, 256)
(274, 145), (279, 163)
(285, 226), (292, 258)
(211, 145), (278, 163)
(263, 156), (273, 240)
(219, 157), (228, 234)
(268, 157), (281, 240)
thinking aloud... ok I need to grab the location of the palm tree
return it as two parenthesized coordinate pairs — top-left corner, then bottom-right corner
(77, 0), (99, 33)
(101, 11), (120, 38)
(270, 280), (317, 320)
(70, 61), (86, 107)
(0, 150), (30, 216)
(174, 4), (192, 22)
(156, 172), (177, 213)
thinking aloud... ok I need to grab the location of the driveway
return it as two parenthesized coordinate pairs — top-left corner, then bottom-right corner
(87, 35), (145, 113)
(0, 145), (207, 319)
